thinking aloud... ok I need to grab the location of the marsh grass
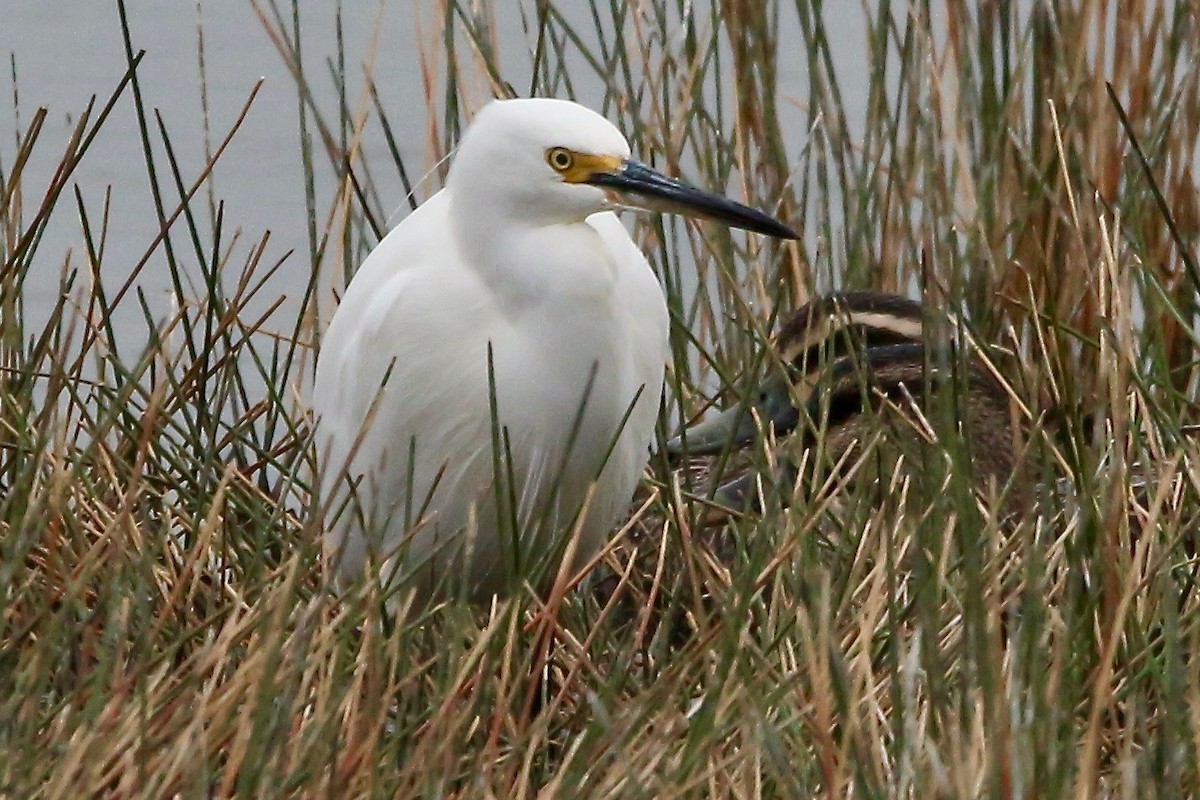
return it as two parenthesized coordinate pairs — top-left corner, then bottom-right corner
(3, 0), (1200, 796)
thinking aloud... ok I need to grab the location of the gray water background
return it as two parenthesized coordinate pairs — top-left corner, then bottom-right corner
(1, 1), (878, 355)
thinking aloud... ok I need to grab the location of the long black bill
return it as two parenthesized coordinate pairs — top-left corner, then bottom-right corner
(586, 160), (799, 240)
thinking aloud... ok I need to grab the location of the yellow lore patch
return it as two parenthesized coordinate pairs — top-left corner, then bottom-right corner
(544, 148), (623, 183)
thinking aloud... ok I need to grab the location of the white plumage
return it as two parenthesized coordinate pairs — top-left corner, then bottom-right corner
(313, 98), (795, 605)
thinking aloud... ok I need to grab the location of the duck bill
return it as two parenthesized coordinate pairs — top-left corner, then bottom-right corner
(666, 374), (801, 456)
(710, 472), (756, 515)
(586, 160), (799, 240)
(666, 403), (761, 456)
(688, 472), (754, 528)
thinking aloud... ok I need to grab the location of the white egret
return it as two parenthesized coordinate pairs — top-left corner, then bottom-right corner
(314, 97), (796, 606)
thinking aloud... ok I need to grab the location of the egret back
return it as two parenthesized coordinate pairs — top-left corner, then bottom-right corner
(313, 192), (668, 605)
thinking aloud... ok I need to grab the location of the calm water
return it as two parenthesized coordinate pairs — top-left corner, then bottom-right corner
(1, 1), (874, 346)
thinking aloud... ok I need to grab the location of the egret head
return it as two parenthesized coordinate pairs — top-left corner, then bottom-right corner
(448, 98), (798, 239)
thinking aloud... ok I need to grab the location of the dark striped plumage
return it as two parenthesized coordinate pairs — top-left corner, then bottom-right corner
(668, 291), (1024, 516)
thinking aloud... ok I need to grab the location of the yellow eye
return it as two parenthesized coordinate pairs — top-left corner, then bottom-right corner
(546, 147), (574, 172)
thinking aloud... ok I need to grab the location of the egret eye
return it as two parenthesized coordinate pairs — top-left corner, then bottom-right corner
(546, 147), (574, 173)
